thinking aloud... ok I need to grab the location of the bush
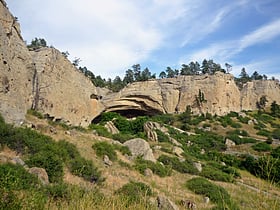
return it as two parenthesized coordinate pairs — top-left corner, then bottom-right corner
(158, 155), (198, 175)
(256, 129), (271, 137)
(88, 124), (112, 138)
(151, 114), (175, 125)
(252, 142), (272, 152)
(0, 163), (39, 190)
(155, 129), (169, 143)
(27, 109), (44, 119)
(92, 141), (117, 161)
(69, 157), (102, 183)
(25, 151), (64, 183)
(200, 167), (234, 183)
(272, 128), (280, 140)
(134, 157), (172, 177)
(115, 181), (152, 204)
(186, 177), (239, 209)
(112, 133), (134, 143)
(271, 146), (280, 158)
(45, 183), (71, 200)
(226, 129), (249, 137)
(99, 112), (121, 123)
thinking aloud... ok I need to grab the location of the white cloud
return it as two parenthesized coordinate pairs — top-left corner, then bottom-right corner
(239, 18), (280, 50)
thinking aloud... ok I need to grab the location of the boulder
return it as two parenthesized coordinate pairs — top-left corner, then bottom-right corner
(144, 121), (159, 141)
(123, 138), (156, 162)
(105, 121), (119, 134)
(225, 138), (236, 148)
(172, 146), (184, 157)
(144, 168), (153, 177)
(193, 161), (202, 172)
(28, 167), (49, 185)
(157, 195), (179, 210)
(103, 155), (112, 167)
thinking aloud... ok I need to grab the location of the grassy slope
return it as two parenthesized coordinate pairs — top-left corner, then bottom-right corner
(22, 113), (280, 210)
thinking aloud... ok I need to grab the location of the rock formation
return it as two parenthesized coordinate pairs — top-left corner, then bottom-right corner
(1, 0), (280, 127)
(0, 0), (104, 126)
(101, 72), (280, 117)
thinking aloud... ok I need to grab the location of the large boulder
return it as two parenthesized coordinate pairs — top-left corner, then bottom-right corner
(123, 138), (156, 162)
(28, 167), (49, 185)
(157, 195), (179, 210)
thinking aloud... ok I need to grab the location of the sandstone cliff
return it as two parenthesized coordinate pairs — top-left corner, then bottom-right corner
(1, 0), (280, 126)
(0, 1), (33, 124)
(102, 72), (280, 117)
(0, 1), (104, 126)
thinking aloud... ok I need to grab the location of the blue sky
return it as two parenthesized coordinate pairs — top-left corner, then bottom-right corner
(6, 0), (280, 79)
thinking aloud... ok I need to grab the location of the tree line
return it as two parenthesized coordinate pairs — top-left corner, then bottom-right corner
(26, 37), (275, 92)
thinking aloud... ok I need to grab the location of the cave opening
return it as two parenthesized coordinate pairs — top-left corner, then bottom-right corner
(91, 108), (162, 124)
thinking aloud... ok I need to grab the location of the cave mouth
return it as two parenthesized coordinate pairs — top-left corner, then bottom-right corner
(91, 108), (162, 124)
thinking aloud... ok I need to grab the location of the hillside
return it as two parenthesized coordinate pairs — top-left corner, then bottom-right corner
(1, 1), (280, 209)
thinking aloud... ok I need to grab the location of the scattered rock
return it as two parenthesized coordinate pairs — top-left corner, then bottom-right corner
(221, 161), (226, 166)
(153, 145), (162, 150)
(103, 155), (112, 166)
(180, 199), (197, 209)
(169, 137), (182, 147)
(144, 168), (153, 177)
(105, 121), (119, 134)
(123, 138), (156, 162)
(204, 196), (210, 204)
(225, 138), (236, 148)
(193, 161), (202, 172)
(200, 148), (205, 154)
(10, 156), (25, 166)
(172, 146), (184, 157)
(186, 141), (193, 147)
(28, 167), (49, 185)
(157, 195), (179, 210)
(49, 126), (57, 134)
(144, 121), (158, 142)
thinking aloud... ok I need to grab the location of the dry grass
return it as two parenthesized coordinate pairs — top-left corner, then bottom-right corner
(21, 114), (280, 210)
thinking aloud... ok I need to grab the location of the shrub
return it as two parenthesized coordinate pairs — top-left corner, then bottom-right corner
(88, 124), (112, 138)
(114, 116), (131, 133)
(200, 167), (234, 183)
(271, 146), (280, 158)
(252, 142), (272, 152)
(155, 129), (169, 143)
(158, 155), (198, 175)
(256, 129), (271, 137)
(27, 109), (44, 119)
(186, 177), (239, 209)
(100, 112), (121, 123)
(237, 116), (250, 124)
(112, 133), (134, 143)
(25, 151), (64, 183)
(134, 157), (172, 177)
(115, 181), (152, 204)
(226, 129), (249, 137)
(69, 157), (102, 183)
(92, 141), (117, 161)
(151, 114), (175, 125)
(45, 183), (71, 200)
(272, 128), (280, 140)
(0, 163), (39, 190)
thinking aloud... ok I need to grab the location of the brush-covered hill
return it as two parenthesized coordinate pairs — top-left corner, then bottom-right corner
(1, 107), (280, 209)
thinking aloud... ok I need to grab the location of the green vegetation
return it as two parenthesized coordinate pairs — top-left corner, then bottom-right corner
(186, 177), (239, 210)
(134, 157), (172, 177)
(252, 142), (272, 152)
(115, 181), (152, 204)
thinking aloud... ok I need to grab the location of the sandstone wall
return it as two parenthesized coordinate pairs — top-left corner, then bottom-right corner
(0, 1), (104, 126)
(102, 72), (280, 116)
(0, 1), (33, 124)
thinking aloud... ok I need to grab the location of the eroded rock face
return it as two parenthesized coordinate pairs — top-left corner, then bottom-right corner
(102, 72), (280, 117)
(0, 1), (104, 126)
(29, 47), (104, 126)
(0, 1), (33, 125)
